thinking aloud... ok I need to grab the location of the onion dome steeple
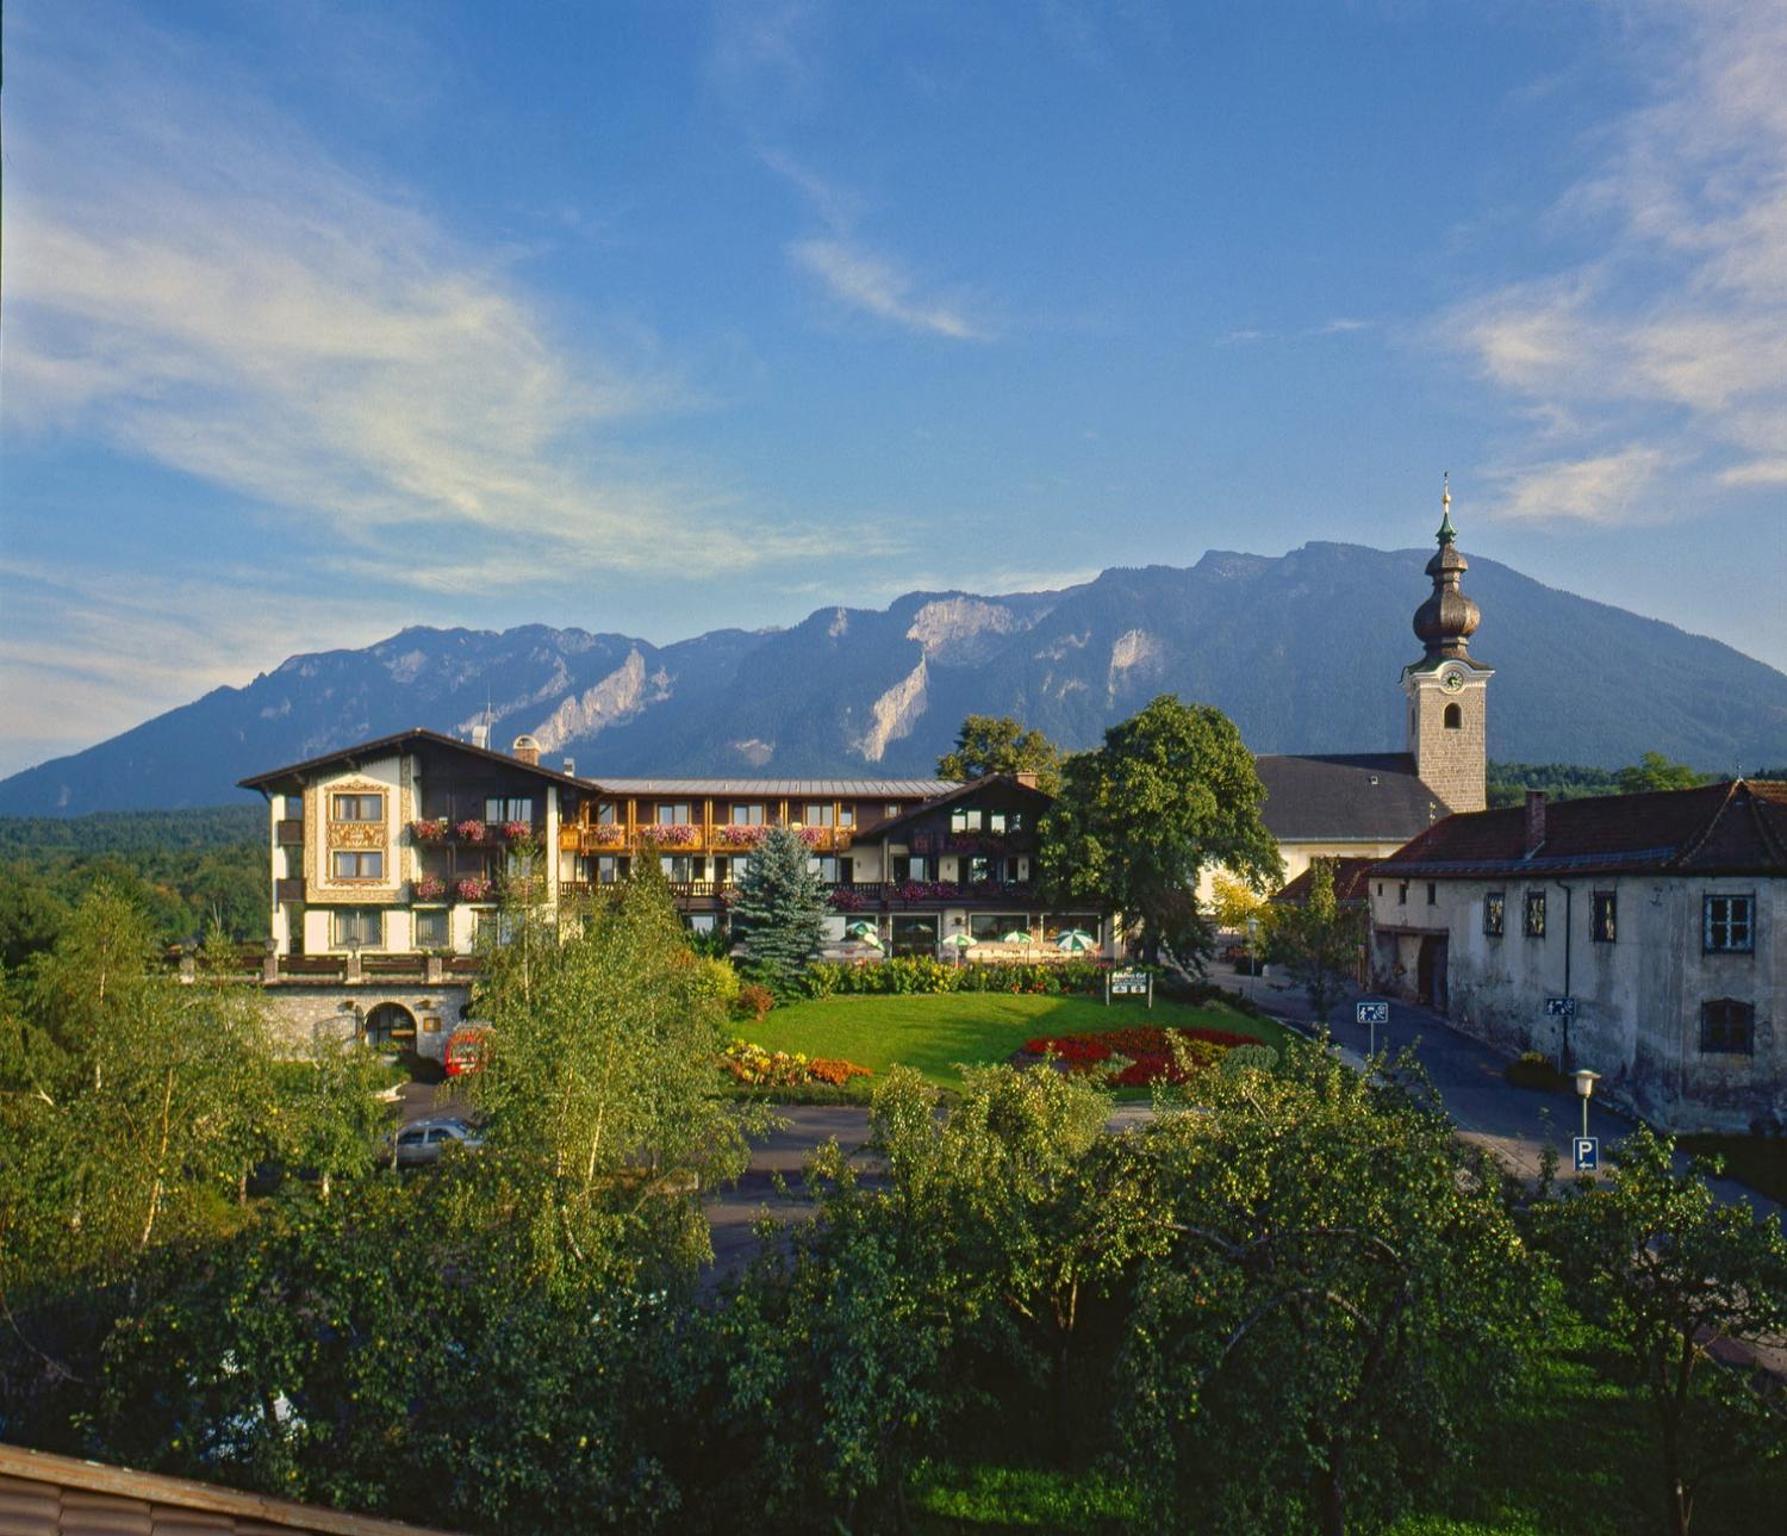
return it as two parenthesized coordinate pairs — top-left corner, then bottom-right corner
(1412, 473), (1481, 661)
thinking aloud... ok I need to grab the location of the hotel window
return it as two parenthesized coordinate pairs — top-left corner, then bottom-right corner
(595, 801), (617, 825)
(988, 810), (1009, 834)
(809, 855), (842, 882)
(1524, 890), (1547, 938)
(657, 802), (693, 825)
(1592, 891), (1617, 944)
(950, 808), (984, 834)
(893, 855), (928, 883)
(968, 856), (992, 883)
(1703, 894), (1754, 953)
(1397, 883), (1408, 906)
(804, 803), (835, 826)
(1699, 998), (1755, 1055)
(730, 803), (765, 825)
(331, 792), (383, 822)
(596, 855), (625, 884)
(838, 804), (856, 828)
(331, 850), (384, 880)
(885, 803), (901, 820)
(1426, 882), (1437, 906)
(332, 908), (383, 948)
(1483, 892), (1505, 937)
(660, 855), (696, 882)
(413, 909), (449, 949)
(485, 796), (533, 823)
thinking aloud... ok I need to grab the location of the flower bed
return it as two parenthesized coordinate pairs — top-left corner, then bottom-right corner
(720, 1039), (872, 1089)
(1023, 1025), (1259, 1087)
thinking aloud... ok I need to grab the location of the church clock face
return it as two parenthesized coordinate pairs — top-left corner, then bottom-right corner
(1442, 669), (1466, 692)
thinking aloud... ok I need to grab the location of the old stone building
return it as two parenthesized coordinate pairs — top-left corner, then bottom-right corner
(1369, 780), (1787, 1133)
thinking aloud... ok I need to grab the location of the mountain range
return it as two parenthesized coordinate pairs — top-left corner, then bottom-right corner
(5, 541), (1786, 816)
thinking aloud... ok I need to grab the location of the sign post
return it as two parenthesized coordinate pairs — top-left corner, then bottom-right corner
(1355, 999), (1389, 1057)
(1572, 1136), (1599, 1173)
(1546, 996), (1577, 1073)
(1107, 968), (1153, 1008)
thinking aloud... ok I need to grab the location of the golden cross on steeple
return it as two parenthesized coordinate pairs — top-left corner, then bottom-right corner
(1437, 470), (1457, 545)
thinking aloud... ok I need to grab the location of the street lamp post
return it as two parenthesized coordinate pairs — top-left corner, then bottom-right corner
(1573, 1069), (1600, 1143)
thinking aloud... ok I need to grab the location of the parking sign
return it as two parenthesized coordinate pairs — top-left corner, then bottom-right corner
(1573, 1137), (1599, 1173)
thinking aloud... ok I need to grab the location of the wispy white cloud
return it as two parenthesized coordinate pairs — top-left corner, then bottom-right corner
(2, 15), (873, 585)
(1491, 446), (1672, 525)
(1446, 0), (1787, 523)
(763, 149), (992, 341)
(789, 238), (988, 340)
(1312, 317), (1373, 335)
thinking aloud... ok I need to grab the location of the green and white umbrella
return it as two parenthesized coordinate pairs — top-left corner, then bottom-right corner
(1054, 929), (1097, 952)
(945, 932), (974, 949)
(1000, 929), (1033, 945)
(845, 921), (883, 946)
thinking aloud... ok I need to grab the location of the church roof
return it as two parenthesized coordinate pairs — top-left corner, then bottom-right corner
(1254, 753), (1448, 843)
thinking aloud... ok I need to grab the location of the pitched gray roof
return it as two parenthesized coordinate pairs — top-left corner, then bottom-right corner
(1254, 754), (1448, 842)
(585, 777), (959, 798)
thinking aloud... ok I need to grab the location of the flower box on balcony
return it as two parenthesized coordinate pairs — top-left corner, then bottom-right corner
(499, 820), (532, 842)
(454, 819), (487, 843)
(414, 876), (447, 901)
(716, 824), (768, 848)
(647, 823), (702, 848)
(411, 818), (447, 843)
(455, 876), (494, 902)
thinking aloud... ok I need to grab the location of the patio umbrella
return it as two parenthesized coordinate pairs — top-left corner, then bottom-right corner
(1055, 929), (1096, 952)
(845, 920), (880, 942)
(945, 932), (974, 949)
(1000, 929), (1033, 945)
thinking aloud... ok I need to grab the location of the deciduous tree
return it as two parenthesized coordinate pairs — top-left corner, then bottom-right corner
(1529, 1127), (1787, 1536)
(1038, 696), (1279, 974)
(938, 715), (1064, 794)
(1265, 858), (1366, 1026)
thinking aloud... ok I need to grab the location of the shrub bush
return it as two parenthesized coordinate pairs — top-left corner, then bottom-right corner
(1506, 1050), (1568, 1092)
(735, 982), (775, 1023)
(801, 956), (1109, 1000)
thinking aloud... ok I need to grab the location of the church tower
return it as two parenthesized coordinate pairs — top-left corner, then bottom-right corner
(1402, 476), (1492, 813)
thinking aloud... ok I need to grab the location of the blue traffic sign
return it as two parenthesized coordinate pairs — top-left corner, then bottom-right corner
(1355, 1001), (1390, 1026)
(1573, 1136), (1599, 1173)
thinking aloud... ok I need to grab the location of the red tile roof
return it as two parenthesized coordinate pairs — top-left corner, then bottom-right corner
(1373, 781), (1787, 879)
(1272, 856), (1377, 906)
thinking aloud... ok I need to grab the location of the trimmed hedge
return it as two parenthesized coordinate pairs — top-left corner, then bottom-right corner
(803, 956), (1111, 999)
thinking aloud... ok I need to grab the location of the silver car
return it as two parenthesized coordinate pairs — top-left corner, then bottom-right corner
(391, 1117), (485, 1167)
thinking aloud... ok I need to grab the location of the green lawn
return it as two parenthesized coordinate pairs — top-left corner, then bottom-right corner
(745, 992), (1288, 1090)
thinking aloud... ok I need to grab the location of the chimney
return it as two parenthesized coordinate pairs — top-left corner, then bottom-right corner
(1523, 791), (1547, 856)
(511, 734), (541, 767)
(470, 723), (490, 751)
(1014, 772), (1039, 789)
(561, 756), (576, 777)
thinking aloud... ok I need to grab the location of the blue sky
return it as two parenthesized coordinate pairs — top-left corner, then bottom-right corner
(4, 0), (1785, 778)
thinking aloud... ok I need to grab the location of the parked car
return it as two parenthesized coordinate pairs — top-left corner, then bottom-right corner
(390, 1116), (485, 1167)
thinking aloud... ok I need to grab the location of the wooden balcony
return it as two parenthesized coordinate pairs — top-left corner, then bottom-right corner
(275, 819), (305, 847)
(275, 876), (306, 902)
(558, 824), (856, 855)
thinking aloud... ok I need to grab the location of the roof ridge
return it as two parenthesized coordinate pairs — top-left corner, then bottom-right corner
(1667, 778), (1741, 871)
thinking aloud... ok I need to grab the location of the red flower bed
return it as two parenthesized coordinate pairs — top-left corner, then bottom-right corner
(1024, 1026), (1258, 1086)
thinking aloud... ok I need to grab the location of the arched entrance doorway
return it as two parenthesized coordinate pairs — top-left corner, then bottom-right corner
(362, 1001), (417, 1050)
(1415, 936), (1449, 1013)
